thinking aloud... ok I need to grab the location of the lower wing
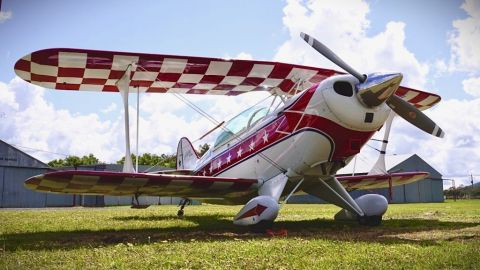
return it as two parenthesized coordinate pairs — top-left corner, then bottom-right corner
(336, 172), (429, 190)
(25, 170), (257, 200)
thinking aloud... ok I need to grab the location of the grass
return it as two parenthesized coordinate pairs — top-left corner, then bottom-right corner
(1, 200), (479, 269)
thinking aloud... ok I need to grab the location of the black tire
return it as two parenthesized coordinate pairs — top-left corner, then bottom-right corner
(250, 220), (274, 233)
(177, 209), (184, 217)
(358, 215), (382, 226)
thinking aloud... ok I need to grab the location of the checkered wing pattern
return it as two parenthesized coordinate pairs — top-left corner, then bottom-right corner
(337, 172), (429, 190)
(14, 48), (337, 96)
(24, 170), (258, 197)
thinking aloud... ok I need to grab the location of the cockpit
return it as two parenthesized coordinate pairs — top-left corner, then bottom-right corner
(213, 105), (269, 148)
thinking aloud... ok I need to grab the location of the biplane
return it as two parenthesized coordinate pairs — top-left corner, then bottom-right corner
(14, 33), (443, 230)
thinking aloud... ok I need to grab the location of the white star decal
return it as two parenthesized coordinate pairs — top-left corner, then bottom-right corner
(237, 147), (243, 157)
(203, 170), (206, 176)
(249, 140), (255, 151)
(262, 130), (269, 143)
(216, 159), (222, 169)
(226, 153), (232, 164)
(209, 163), (213, 173)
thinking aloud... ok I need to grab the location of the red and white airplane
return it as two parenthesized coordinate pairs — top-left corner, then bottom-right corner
(15, 33), (443, 230)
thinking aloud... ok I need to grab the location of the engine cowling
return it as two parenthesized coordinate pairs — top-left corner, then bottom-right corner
(233, 195), (279, 226)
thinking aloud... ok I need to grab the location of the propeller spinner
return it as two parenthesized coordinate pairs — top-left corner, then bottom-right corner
(300, 32), (444, 138)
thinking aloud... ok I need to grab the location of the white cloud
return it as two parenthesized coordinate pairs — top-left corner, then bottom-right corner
(0, 11), (12, 23)
(223, 52), (254, 60)
(462, 77), (480, 97)
(101, 102), (118, 114)
(448, 0), (480, 72)
(274, 0), (429, 89)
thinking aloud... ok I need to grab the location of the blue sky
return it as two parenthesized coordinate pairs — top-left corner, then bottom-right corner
(0, 0), (479, 186)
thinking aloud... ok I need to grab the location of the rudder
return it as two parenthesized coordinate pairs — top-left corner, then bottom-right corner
(176, 137), (199, 170)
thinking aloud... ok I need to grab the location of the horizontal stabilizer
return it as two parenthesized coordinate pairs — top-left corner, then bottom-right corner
(337, 172), (429, 190)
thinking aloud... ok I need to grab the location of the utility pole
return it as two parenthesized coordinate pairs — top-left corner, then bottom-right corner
(471, 173), (474, 199)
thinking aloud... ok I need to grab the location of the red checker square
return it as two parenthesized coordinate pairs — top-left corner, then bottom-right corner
(137, 58), (163, 72)
(191, 180), (214, 189)
(226, 91), (243, 96)
(103, 85), (119, 92)
(108, 70), (125, 79)
(14, 59), (31, 72)
(147, 87), (168, 93)
(131, 80), (154, 87)
(56, 83), (80, 90)
(183, 60), (209, 74)
(157, 73), (182, 82)
(82, 78), (107, 85)
(199, 75), (224, 84)
(213, 84), (235, 90)
(58, 67), (85, 78)
(31, 74), (57, 83)
(269, 64), (293, 79)
(31, 49), (59, 66)
(86, 51), (114, 69)
(227, 61), (254, 77)
(278, 79), (295, 92)
(241, 77), (265, 86)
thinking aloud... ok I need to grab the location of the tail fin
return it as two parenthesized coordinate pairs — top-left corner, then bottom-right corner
(176, 137), (199, 170)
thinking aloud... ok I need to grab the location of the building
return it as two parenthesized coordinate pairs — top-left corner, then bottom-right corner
(0, 139), (193, 208)
(289, 154), (444, 203)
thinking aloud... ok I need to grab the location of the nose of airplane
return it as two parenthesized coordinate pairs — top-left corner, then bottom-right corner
(356, 73), (403, 108)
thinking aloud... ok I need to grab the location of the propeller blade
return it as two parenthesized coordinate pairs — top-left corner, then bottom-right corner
(300, 32), (366, 83)
(386, 95), (445, 138)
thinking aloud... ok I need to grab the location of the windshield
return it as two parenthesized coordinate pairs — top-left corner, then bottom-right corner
(213, 105), (269, 148)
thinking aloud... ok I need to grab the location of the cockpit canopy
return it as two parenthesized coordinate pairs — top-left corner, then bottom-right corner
(213, 105), (268, 148)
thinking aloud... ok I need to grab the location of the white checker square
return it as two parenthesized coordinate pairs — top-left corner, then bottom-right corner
(193, 83), (216, 90)
(57, 77), (82, 84)
(16, 70), (31, 81)
(111, 55), (140, 71)
(84, 68), (110, 79)
(178, 74), (203, 83)
(132, 71), (159, 81)
(168, 88), (191, 94)
(79, 84), (104, 91)
(151, 81), (175, 88)
(206, 61), (232, 76)
(287, 68), (318, 80)
(260, 78), (282, 87)
(106, 79), (118, 86)
(31, 62), (58, 76)
(122, 177), (149, 186)
(32, 81), (56, 89)
(416, 95), (438, 106)
(22, 55), (31, 61)
(59, 52), (87, 68)
(220, 76), (245, 85)
(160, 58), (187, 73)
(403, 91), (420, 101)
(248, 64), (274, 78)
(232, 85), (256, 92)
(207, 89), (228, 95)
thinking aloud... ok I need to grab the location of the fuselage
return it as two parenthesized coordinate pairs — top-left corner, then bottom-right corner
(193, 74), (392, 187)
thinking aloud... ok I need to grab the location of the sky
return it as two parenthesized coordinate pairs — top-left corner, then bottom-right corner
(0, 0), (479, 188)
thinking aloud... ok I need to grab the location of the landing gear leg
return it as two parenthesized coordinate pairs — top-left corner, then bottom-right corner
(177, 198), (191, 217)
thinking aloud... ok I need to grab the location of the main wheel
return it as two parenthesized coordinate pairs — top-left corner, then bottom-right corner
(177, 209), (184, 217)
(250, 220), (274, 233)
(358, 215), (382, 226)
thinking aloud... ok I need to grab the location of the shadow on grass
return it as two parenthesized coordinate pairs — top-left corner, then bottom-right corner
(3, 213), (480, 251)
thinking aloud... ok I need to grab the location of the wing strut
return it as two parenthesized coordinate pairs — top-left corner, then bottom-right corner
(116, 64), (136, 173)
(368, 111), (395, 175)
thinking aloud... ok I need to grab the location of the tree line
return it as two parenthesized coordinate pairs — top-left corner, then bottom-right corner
(48, 143), (210, 168)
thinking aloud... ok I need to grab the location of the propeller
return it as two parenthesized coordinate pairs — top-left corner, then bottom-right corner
(300, 32), (444, 138)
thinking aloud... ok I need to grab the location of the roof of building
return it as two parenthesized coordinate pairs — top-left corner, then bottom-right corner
(0, 139), (49, 168)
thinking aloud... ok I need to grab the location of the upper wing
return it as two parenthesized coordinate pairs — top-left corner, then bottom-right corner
(396, 86), (441, 110)
(25, 170), (257, 199)
(336, 172), (429, 190)
(14, 48), (337, 96)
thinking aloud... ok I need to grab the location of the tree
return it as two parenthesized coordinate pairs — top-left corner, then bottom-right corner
(48, 154), (101, 168)
(117, 153), (177, 168)
(198, 143), (210, 157)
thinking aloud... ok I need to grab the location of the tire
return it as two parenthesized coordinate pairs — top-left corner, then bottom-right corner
(177, 209), (184, 217)
(250, 220), (274, 233)
(358, 215), (382, 226)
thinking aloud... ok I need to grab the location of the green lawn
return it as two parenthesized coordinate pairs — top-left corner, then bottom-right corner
(1, 200), (479, 269)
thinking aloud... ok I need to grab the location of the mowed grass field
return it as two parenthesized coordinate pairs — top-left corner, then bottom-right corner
(1, 200), (479, 269)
